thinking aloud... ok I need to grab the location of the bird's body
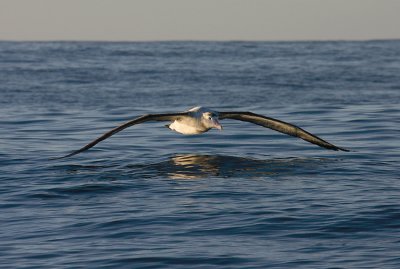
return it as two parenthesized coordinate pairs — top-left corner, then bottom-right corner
(167, 106), (220, 134)
(54, 106), (348, 159)
(168, 120), (205, 134)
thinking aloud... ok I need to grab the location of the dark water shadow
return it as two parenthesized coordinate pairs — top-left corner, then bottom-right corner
(126, 154), (332, 180)
(39, 154), (336, 199)
(50, 154), (336, 181)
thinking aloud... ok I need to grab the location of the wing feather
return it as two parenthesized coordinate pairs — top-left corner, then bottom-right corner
(219, 111), (348, 151)
(53, 112), (188, 159)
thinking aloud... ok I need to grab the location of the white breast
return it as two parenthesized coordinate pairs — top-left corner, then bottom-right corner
(169, 120), (206, 135)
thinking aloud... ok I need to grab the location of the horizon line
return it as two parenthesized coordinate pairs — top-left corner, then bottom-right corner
(1, 38), (399, 43)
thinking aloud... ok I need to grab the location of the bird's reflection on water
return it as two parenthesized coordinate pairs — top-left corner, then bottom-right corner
(134, 154), (328, 180)
(57, 154), (331, 180)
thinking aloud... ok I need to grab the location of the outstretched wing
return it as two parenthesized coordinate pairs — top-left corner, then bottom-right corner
(219, 111), (349, 151)
(54, 112), (189, 159)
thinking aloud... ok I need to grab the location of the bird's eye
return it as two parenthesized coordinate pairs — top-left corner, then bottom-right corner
(208, 116), (212, 120)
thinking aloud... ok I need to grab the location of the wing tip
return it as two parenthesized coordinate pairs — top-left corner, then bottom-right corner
(330, 145), (350, 152)
(48, 151), (82, 160)
(48, 156), (67, 161)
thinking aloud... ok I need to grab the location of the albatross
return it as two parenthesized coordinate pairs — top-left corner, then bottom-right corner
(56, 106), (348, 159)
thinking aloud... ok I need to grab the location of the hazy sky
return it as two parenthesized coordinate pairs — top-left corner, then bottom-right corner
(1, 0), (399, 41)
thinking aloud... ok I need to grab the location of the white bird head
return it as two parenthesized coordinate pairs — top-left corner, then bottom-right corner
(202, 111), (222, 130)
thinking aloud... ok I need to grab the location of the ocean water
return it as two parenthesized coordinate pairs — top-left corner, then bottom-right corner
(1, 40), (399, 268)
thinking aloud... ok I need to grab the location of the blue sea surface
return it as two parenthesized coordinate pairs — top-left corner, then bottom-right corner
(1, 41), (400, 268)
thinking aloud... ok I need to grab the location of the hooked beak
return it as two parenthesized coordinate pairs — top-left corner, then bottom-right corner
(213, 119), (223, 130)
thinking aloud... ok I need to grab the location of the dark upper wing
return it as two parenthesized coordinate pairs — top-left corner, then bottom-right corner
(219, 111), (349, 151)
(53, 112), (189, 159)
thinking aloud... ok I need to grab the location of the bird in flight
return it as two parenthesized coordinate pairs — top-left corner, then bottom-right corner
(55, 106), (348, 159)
